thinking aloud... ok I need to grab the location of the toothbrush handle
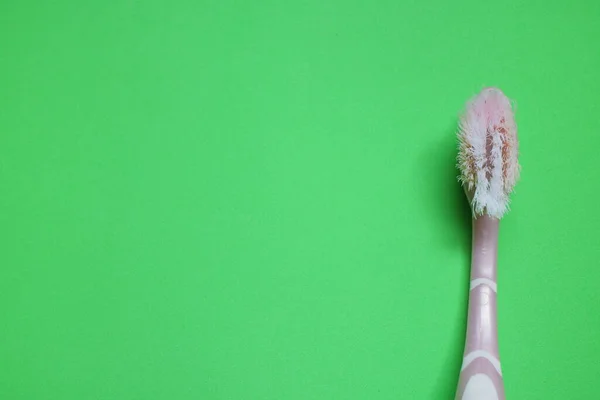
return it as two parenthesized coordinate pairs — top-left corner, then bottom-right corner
(456, 216), (505, 400)
(455, 283), (505, 400)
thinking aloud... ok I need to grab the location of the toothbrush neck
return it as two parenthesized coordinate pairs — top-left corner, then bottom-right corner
(471, 215), (499, 282)
(455, 217), (504, 400)
(463, 214), (500, 356)
(456, 222), (506, 400)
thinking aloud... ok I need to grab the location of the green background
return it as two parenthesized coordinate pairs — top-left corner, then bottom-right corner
(1, 0), (599, 399)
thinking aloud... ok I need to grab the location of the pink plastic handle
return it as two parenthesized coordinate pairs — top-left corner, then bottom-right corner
(456, 215), (506, 400)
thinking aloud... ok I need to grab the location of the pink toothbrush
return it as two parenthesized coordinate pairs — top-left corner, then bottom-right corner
(455, 88), (520, 400)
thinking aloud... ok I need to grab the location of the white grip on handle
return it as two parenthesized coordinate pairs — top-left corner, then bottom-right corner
(455, 284), (506, 400)
(462, 373), (500, 400)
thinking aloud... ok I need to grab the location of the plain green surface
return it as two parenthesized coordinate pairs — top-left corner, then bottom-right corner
(1, 1), (599, 399)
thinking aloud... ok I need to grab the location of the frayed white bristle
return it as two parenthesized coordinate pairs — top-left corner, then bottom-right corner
(457, 87), (520, 219)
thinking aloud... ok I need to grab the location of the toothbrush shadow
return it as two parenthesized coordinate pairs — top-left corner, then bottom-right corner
(420, 130), (471, 399)
(420, 130), (471, 251)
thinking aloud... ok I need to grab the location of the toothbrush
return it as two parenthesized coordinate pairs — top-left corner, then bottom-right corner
(455, 88), (520, 400)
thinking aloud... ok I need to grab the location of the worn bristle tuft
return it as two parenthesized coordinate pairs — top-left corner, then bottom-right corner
(457, 87), (520, 219)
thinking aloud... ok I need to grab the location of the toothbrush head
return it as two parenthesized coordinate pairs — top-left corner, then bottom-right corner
(457, 87), (520, 219)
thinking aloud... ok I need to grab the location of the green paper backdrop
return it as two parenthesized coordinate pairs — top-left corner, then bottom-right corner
(1, 1), (599, 399)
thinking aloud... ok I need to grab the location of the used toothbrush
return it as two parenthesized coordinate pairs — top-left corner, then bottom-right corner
(455, 87), (520, 400)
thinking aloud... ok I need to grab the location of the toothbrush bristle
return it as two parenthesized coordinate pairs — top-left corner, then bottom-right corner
(458, 87), (520, 219)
